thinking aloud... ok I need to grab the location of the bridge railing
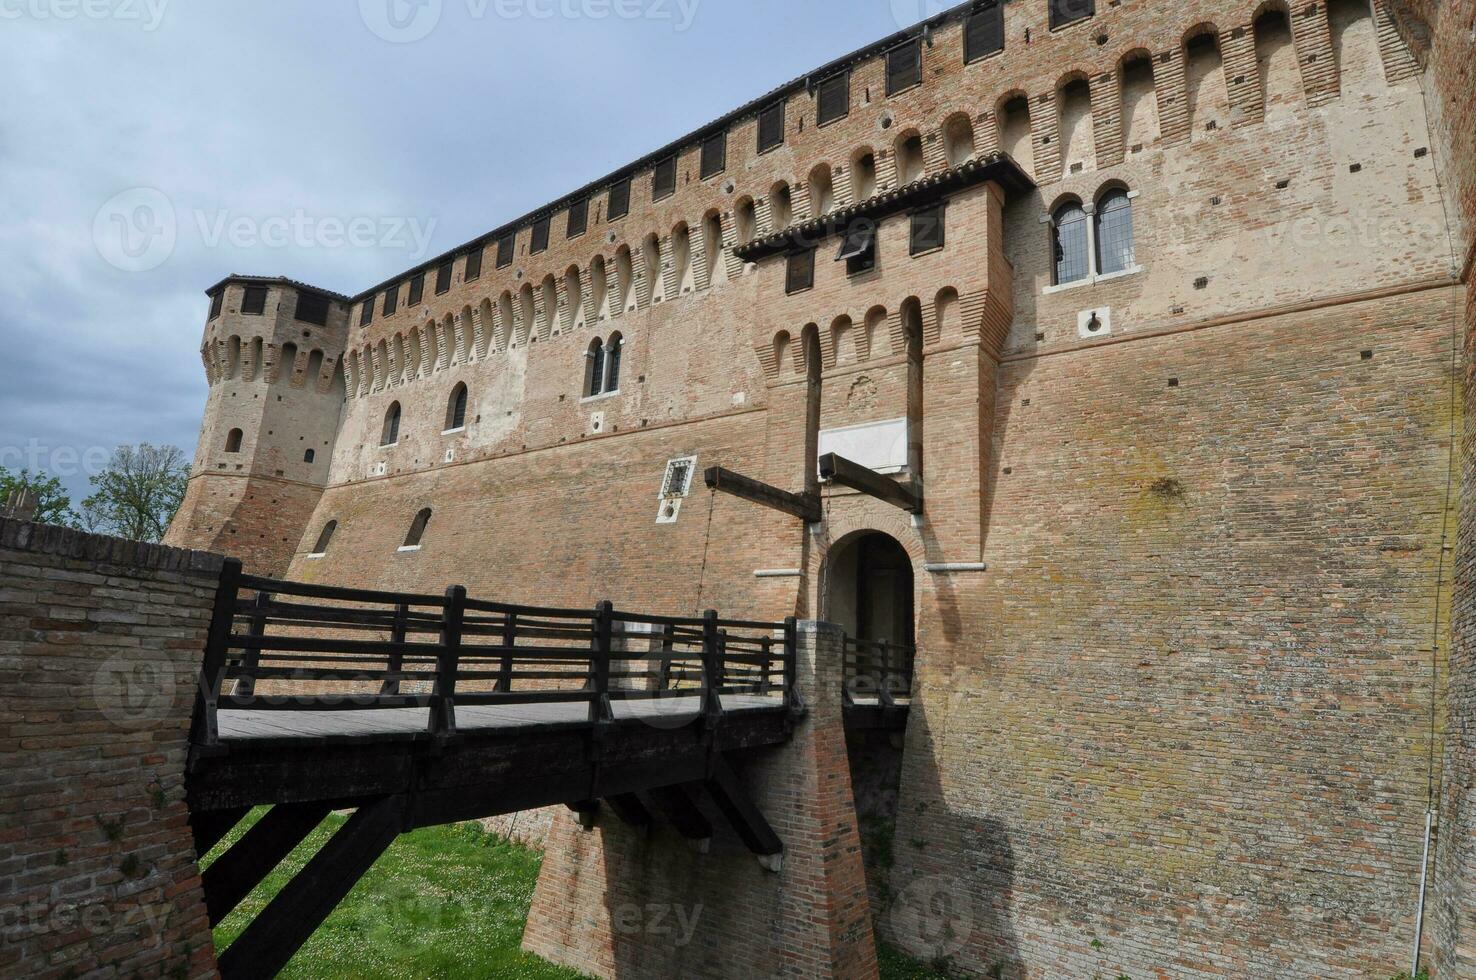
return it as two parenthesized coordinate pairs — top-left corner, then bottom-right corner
(841, 636), (915, 709)
(192, 563), (798, 745)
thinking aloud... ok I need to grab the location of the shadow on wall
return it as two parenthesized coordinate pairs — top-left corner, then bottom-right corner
(884, 722), (1023, 978)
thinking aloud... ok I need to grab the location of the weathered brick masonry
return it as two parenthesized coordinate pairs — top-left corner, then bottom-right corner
(162, 0), (1475, 975)
(0, 519), (221, 979)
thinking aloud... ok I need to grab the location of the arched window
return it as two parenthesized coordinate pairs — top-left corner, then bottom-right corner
(382, 402), (402, 446)
(605, 332), (623, 393)
(769, 183), (793, 230)
(943, 116), (976, 167)
(851, 151), (877, 202)
(446, 383), (468, 431)
(1051, 201), (1090, 285)
(998, 94), (1034, 176)
(304, 449), (316, 464)
(225, 428), (243, 453)
(735, 198), (757, 244)
(311, 520), (337, 556)
(586, 338), (606, 397)
(702, 212), (725, 285)
(895, 133), (925, 184)
(1095, 189), (1135, 276)
(808, 164), (835, 217)
(402, 509), (432, 550)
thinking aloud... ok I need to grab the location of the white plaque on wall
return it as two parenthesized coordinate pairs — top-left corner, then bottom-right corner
(818, 417), (909, 475)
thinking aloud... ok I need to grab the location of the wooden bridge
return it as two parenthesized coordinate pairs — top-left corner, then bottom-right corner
(184, 560), (912, 978)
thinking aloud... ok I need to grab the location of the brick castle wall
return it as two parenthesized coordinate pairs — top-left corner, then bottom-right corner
(0, 519), (222, 979)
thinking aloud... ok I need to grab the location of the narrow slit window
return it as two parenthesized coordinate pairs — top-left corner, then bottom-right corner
(701, 132), (727, 179)
(586, 338), (606, 397)
(887, 40), (922, 95)
(403, 508), (432, 549)
(965, 1), (1005, 63)
(605, 333), (623, 392)
(608, 178), (632, 221)
(817, 73), (850, 125)
(567, 198), (588, 238)
(837, 220), (877, 276)
(1050, 0), (1095, 30)
(910, 204), (947, 255)
(242, 286), (268, 316)
(446, 383), (468, 431)
(653, 156), (678, 201)
(382, 402), (402, 446)
(786, 249), (815, 294)
(311, 520), (337, 556)
(758, 101), (786, 153)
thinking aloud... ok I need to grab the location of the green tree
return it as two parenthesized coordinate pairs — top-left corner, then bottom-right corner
(0, 467), (78, 526)
(79, 444), (189, 543)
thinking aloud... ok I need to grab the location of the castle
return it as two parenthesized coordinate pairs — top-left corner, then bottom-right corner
(151, 0), (1476, 975)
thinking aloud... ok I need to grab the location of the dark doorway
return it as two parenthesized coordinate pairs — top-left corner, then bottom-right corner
(826, 531), (914, 649)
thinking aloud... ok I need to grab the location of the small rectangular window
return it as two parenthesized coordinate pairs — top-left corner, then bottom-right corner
(911, 204), (947, 255)
(383, 284), (399, 316)
(758, 101), (785, 153)
(208, 290), (223, 320)
(608, 178), (632, 220)
(464, 246), (483, 282)
(964, 2), (1005, 62)
(359, 295), (374, 326)
(294, 291), (331, 326)
(785, 249), (815, 294)
(434, 260), (453, 295)
(567, 198), (588, 238)
(837, 220), (877, 275)
(652, 156), (677, 201)
(887, 40), (922, 95)
(408, 273), (425, 307)
(531, 217), (551, 254)
(1049, 0), (1095, 29)
(242, 285), (269, 316)
(496, 233), (516, 268)
(700, 132), (727, 179)
(661, 457), (697, 498)
(817, 74), (850, 126)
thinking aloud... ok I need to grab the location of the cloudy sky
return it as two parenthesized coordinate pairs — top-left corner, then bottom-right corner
(0, 0), (945, 501)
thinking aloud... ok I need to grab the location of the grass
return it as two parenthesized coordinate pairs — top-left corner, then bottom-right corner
(206, 809), (957, 979)
(205, 809), (584, 980)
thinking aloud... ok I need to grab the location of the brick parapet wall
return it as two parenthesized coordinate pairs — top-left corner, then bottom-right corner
(0, 519), (222, 979)
(523, 621), (877, 979)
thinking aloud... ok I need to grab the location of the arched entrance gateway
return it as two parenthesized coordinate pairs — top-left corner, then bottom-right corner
(823, 530), (916, 923)
(824, 530), (916, 713)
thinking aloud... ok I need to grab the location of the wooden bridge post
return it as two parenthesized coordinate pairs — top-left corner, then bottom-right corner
(589, 600), (614, 726)
(701, 610), (723, 727)
(783, 616), (800, 714)
(495, 610), (517, 692)
(191, 557), (242, 746)
(428, 585), (466, 738)
(378, 601), (409, 697)
(234, 588), (270, 700)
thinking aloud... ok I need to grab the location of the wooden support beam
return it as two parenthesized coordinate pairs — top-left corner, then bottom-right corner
(704, 757), (784, 860)
(217, 795), (406, 980)
(202, 802), (332, 926)
(190, 806), (250, 859)
(649, 783), (713, 842)
(818, 453), (922, 514)
(605, 793), (653, 829)
(704, 466), (821, 523)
